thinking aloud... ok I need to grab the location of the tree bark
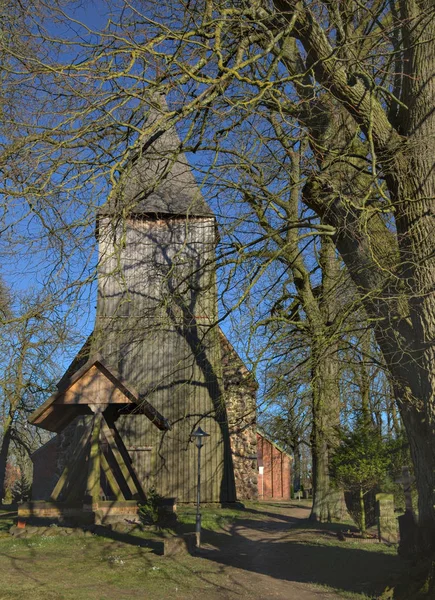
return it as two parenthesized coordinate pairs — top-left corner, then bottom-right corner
(292, 444), (301, 493)
(310, 346), (336, 521)
(311, 237), (347, 522)
(359, 488), (366, 536)
(310, 339), (346, 521)
(0, 415), (13, 503)
(273, 0), (435, 548)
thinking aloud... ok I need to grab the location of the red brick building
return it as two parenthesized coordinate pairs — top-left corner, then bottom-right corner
(257, 431), (292, 500)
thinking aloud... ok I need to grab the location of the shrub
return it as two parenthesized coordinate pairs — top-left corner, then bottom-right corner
(331, 419), (391, 534)
(138, 488), (177, 530)
(11, 473), (31, 504)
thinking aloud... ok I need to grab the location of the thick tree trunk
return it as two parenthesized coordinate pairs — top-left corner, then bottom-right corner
(393, 4), (435, 550)
(393, 377), (435, 552)
(275, 0), (435, 552)
(0, 417), (13, 503)
(310, 342), (346, 522)
(310, 359), (331, 522)
(310, 237), (347, 522)
(310, 438), (330, 521)
(292, 444), (301, 493)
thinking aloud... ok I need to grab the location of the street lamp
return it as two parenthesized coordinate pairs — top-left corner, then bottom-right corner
(191, 426), (210, 548)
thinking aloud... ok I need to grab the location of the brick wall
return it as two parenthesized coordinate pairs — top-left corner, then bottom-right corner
(257, 432), (292, 500)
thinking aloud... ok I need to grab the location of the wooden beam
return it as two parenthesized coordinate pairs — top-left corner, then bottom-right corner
(50, 425), (91, 501)
(101, 420), (136, 496)
(100, 451), (125, 500)
(86, 413), (102, 503)
(101, 417), (146, 500)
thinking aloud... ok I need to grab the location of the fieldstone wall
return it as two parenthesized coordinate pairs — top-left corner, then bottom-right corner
(220, 331), (258, 501)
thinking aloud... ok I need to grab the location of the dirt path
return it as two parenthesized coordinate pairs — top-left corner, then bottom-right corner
(0, 502), (402, 600)
(193, 502), (402, 600)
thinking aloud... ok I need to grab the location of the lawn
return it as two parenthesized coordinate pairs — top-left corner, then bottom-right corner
(0, 502), (406, 600)
(0, 527), (224, 600)
(0, 505), (247, 600)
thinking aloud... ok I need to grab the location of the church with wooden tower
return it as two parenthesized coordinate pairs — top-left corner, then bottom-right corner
(26, 99), (258, 524)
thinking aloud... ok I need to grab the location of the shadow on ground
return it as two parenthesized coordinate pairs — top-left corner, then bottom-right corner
(198, 506), (404, 598)
(0, 502), (405, 599)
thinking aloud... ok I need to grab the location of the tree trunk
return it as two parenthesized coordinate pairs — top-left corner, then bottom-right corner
(310, 363), (331, 522)
(274, 0), (435, 551)
(0, 416), (13, 503)
(358, 331), (373, 428)
(393, 5), (435, 550)
(311, 237), (348, 522)
(394, 378), (435, 553)
(390, 396), (401, 438)
(359, 487), (366, 536)
(310, 341), (346, 522)
(292, 444), (301, 493)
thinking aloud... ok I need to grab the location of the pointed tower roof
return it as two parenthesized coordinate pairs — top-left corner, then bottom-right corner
(99, 95), (213, 218)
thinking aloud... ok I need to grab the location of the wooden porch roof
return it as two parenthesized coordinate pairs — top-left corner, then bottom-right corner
(29, 354), (169, 433)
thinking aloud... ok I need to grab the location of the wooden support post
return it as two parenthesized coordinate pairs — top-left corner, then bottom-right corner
(86, 413), (102, 504)
(100, 452), (125, 500)
(50, 425), (91, 501)
(101, 417), (146, 500)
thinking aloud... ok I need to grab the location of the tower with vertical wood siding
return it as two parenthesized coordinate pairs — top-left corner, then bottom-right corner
(92, 100), (236, 502)
(30, 98), (258, 505)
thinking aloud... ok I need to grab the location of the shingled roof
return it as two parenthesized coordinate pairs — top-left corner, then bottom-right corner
(99, 96), (213, 218)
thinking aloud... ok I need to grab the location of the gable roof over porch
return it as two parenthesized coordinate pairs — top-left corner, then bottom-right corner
(29, 354), (169, 433)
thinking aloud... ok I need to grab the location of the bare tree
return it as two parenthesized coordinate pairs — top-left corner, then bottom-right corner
(0, 293), (72, 503)
(0, 0), (434, 549)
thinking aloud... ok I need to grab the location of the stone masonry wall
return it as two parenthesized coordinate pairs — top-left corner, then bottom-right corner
(220, 331), (258, 501)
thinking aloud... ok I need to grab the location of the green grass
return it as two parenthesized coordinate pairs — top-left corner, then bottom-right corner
(0, 507), (16, 535)
(176, 504), (247, 532)
(0, 501), (406, 600)
(0, 532), (222, 600)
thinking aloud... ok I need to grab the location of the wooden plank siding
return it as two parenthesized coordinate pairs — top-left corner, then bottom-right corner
(93, 217), (235, 502)
(55, 365), (134, 405)
(30, 104), (257, 507)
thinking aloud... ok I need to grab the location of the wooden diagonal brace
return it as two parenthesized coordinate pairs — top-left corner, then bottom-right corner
(50, 424), (92, 501)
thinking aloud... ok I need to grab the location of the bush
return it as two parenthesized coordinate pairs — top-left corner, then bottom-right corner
(138, 488), (177, 530)
(331, 419), (391, 534)
(11, 473), (31, 504)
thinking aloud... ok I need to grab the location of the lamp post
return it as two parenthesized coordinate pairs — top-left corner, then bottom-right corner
(191, 426), (209, 548)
